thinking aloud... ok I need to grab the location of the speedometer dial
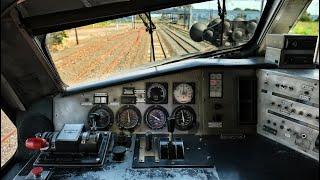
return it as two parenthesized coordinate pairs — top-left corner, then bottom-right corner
(146, 82), (168, 104)
(172, 105), (196, 131)
(116, 105), (141, 130)
(144, 105), (169, 130)
(173, 83), (195, 104)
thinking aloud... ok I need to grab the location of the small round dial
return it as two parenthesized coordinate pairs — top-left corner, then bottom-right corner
(144, 105), (169, 130)
(172, 106), (196, 131)
(146, 82), (168, 104)
(88, 105), (114, 130)
(116, 105), (141, 130)
(173, 83), (194, 104)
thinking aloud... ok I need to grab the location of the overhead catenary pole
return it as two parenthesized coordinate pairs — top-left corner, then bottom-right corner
(189, 5), (192, 29)
(260, 0), (265, 16)
(75, 28), (79, 45)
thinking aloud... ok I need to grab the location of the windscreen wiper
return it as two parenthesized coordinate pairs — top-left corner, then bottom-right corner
(139, 12), (156, 62)
(217, 0), (226, 47)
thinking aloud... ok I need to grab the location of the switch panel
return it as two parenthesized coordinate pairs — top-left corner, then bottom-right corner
(257, 69), (319, 161)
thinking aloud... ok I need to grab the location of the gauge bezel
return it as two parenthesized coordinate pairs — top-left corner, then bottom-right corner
(87, 104), (114, 130)
(172, 105), (196, 131)
(116, 105), (141, 130)
(173, 82), (195, 104)
(145, 82), (168, 104)
(144, 105), (169, 130)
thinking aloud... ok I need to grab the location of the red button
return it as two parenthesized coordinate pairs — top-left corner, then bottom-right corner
(31, 167), (43, 177)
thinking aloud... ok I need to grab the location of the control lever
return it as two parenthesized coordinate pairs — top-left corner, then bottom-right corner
(166, 116), (176, 159)
(89, 113), (100, 131)
(167, 116), (176, 142)
(145, 131), (153, 151)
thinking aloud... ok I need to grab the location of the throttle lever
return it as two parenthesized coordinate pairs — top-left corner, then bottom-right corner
(167, 116), (176, 142)
(167, 116), (176, 133)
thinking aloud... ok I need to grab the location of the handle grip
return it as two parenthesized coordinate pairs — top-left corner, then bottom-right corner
(167, 117), (175, 133)
(25, 137), (48, 151)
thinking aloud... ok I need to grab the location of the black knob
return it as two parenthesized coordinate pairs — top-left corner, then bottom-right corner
(280, 125), (284, 129)
(112, 146), (126, 162)
(145, 131), (153, 151)
(167, 117), (176, 133)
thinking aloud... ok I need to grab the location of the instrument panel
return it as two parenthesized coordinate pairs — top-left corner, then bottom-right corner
(53, 68), (258, 135)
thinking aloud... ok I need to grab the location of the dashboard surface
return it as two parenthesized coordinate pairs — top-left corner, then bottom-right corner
(54, 67), (257, 135)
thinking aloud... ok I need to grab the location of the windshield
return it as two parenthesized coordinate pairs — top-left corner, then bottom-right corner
(46, 0), (267, 86)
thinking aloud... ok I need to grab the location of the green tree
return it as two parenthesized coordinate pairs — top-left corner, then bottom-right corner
(233, 8), (242, 11)
(299, 11), (312, 22)
(50, 31), (68, 45)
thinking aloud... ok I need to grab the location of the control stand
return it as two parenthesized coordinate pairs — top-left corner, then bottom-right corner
(133, 116), (213, 168)
(159, 116), (184, 159)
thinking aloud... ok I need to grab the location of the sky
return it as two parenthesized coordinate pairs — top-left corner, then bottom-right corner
(192, 0), (319, 15)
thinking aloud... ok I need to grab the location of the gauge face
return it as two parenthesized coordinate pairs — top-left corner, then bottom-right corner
(144, 106), (169, 130)
(173, 83), (195, 104)
(88, 105), (114, 130)
(146, 82), (168, 104)
(116, 105), (141, 130)
(172, 106), (196, 131)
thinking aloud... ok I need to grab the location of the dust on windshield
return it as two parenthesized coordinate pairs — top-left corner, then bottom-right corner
(46, 0), (266, 86)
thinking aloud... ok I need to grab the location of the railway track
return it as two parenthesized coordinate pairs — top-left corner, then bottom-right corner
(166, 23), (213, 48)
(146, 30), (169, 61)
(159, 24), (200, 55)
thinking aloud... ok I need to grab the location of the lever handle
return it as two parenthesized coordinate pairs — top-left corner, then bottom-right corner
(167, 116), (175, 133)
(25, 137), (48, 151)
(89, 113), (100, 130)
(145, 131), (153, 151)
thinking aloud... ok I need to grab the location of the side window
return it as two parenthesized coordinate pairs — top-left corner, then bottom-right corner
(289, 0), (319, 35)
(1, 109), (17, 167)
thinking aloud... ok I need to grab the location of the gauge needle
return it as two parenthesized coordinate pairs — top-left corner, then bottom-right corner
(151, 114), (161, 121)
(127, 111), (131, 123)
(182, 111), (185, 123)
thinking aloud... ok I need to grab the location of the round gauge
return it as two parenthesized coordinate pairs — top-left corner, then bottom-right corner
(116, 105), (141, 130)
(172, 106), (196, 131)
(146, 82), (168, 104)
(144, 105), (169, 130)
(173, 83), (195, 104)
(88, 105), (114, 130)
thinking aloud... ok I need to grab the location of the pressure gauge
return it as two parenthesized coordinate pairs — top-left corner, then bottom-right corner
(144, 105), (169, 130)
(172, 105), (196, 131)
(173, 83), (195, 104)
(146, 82), (168, 104)
(116, 105), (141, 130)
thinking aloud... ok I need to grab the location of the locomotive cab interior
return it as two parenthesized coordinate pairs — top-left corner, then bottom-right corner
(1, 0), (319, 179)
